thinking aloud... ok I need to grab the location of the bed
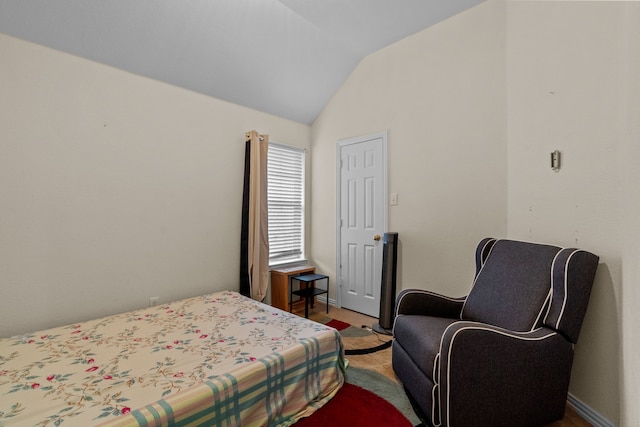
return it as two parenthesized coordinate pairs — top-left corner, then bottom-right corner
(0, 291), (345, 426)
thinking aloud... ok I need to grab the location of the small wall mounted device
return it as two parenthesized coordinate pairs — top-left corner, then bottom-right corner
(551, 150), (561, 171)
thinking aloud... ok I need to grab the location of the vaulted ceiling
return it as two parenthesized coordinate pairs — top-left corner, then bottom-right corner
(0, 0), (484, 124)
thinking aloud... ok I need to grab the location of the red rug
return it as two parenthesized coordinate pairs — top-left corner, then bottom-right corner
(325, 318), (351, 331)
(296, 382), (412, 427)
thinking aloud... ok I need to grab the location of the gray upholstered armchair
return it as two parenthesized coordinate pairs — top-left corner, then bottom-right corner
(392, 238), (599, 427)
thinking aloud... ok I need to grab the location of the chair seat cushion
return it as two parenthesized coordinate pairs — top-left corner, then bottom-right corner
(394, 315), (458, 378)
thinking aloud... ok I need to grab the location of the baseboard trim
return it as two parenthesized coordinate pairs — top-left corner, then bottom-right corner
(316, 295), (336, 307)
(567, 393), (615, 427)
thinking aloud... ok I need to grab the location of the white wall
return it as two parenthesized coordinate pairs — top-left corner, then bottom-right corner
(620, 5), (640, 426)
(0, 34), (310, 338)
(313, 1), (640, 424)
(311, 1), (507, 302)
(507, 2), (640, 425)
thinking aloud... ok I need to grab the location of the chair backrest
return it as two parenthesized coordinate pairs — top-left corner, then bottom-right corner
(461, 238), (599, 343)
(474, 237), (497, 277)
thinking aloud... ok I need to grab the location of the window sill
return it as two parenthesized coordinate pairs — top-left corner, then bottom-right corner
(269, 259), (308, 270)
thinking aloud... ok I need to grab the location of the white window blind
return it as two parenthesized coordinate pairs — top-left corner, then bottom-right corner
(267, 143), (305, 265)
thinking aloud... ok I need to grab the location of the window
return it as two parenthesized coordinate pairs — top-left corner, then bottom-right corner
(267, 143), (305, 265)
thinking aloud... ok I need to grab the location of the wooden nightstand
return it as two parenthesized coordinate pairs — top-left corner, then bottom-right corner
(270, 265), (315, 311)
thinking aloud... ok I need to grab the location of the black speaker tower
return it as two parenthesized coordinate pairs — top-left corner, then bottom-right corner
(373, 232), (398, 335)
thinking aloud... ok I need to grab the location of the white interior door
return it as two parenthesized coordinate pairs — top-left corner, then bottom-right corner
(337, 132), (387, 317)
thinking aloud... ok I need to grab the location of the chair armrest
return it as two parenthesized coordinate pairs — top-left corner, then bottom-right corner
(438, 322), (573, 427)
(394, 289), (465, 319)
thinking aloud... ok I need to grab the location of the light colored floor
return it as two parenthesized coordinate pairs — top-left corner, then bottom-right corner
(296, 304), (590, 427)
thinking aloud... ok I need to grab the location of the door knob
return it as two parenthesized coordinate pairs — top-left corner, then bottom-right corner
(373, 234), (381, 241)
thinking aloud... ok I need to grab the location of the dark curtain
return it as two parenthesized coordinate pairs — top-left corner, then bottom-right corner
(239, 139), (252, 298)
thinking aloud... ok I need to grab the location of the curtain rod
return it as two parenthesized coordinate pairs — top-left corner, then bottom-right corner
(245, 131), (265, 142)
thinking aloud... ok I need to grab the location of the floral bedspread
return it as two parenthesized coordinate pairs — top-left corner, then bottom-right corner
(0, 291), (345, 426)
